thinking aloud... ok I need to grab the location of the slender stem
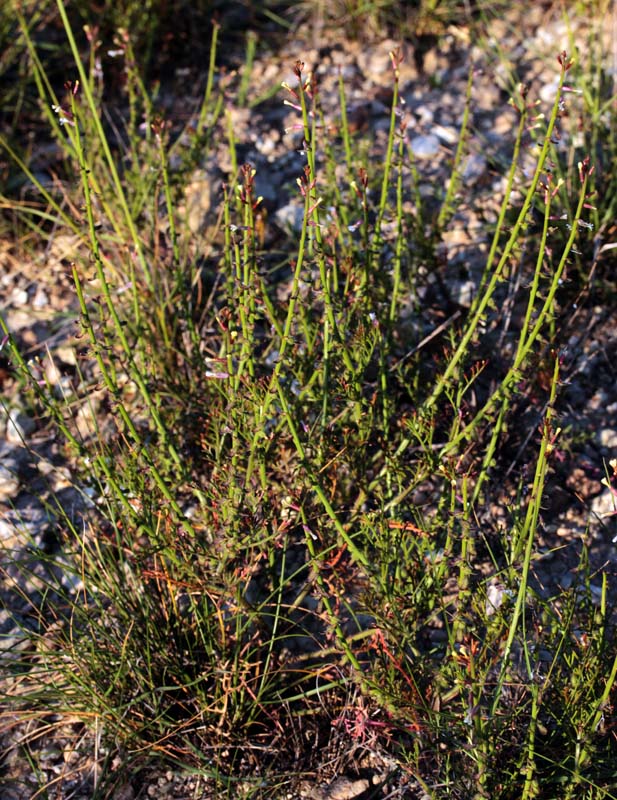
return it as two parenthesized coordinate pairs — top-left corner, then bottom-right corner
(491, 355), (560, 716)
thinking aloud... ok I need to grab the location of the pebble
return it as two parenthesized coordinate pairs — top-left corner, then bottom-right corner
(114, 784), (135, 800)
(433, 123), (459, 145)
(412, 104), (434, 124)
(5, 409), (35, 443)
(539, 76), (561, 104)
(55, 345), (77, 365)
(32, 286), (49, 309)
(327, 777), (371, 800)
(274, 200), (305, 232)
(461, 153), (487, 183)
(0, 463), (20, 501)
(0, 517), (20, 546)
(409, 133), (440, 158)
(48, 232), (80, 263)
(493, 108), (517, 136)
(75, 397), (101, 439)
(42, 462), (73, 492)
(10, 287), (28, 306)
(184, 168), (217, 234)
(485, 582), (507, 616)
(535, 21), (569, 47)
(4, 309), (32, 331)
(356, 40), (400, 86)
(598, 428), (617, 450)
(591, 488), (617, 521)
(451, 278), (476, 307)
(4, 501), (54, 543)
(44, 358), (62, 386)
(253, 171), (278, 206)
(255, 129), (279, 158)
(588, 388), (609, 411)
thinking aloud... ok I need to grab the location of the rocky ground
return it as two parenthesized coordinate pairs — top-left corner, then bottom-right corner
(1, 3), (617, 798)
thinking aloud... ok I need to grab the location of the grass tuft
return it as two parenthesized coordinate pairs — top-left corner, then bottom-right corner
(1, 1), (617, 797)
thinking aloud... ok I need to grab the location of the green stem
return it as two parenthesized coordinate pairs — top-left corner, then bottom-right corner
(275, 378), (370, 571)
(491, 355), (560, 717)
(55, 0), (152, 292)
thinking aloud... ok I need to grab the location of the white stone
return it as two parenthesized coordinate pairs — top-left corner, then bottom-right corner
(591, 488), (617, 520)
(462, 153), (487, 183)
(55, 345), (77, 365)
(0, 463), (19, 501)
(539, 77), (560, 105)
(75, 400), (100, 439)
(409, 133), (440, 159)
(486, 583), (506, 616)
(433, 124), (458, 145)
(274, 201), (305, 233)
(599, 428), (617, 450)
(6, 410), (35, 443)
(32, 287), (49, 309)
(412, 104), (434, 125)
(10, 288), (28, 306)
